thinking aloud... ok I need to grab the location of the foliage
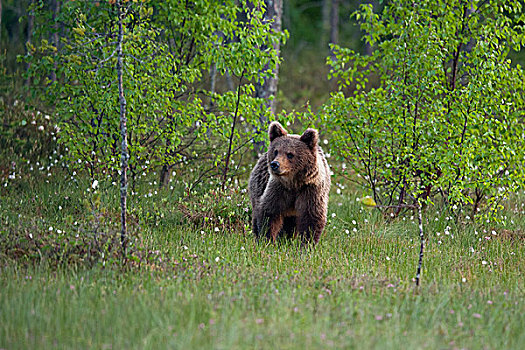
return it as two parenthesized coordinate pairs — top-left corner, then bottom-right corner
(0, 54), (56, 167)
(22, 0), (288, 186)
(323, 0), (525, 218)
(0, 101), (57, 168)
(0, 103), (56, 173)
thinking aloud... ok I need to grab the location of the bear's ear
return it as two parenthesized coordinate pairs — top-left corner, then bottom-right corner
(300, 128), (319, 150)
(268, 122), (288, 142)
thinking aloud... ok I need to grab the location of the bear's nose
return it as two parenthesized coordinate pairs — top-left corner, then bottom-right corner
(270, 161), (280, 171)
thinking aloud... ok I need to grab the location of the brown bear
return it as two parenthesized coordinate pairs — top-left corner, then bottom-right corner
(249, 121), (331, 245)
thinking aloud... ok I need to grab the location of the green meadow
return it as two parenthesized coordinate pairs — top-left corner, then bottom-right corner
(1, 175), (523, 349)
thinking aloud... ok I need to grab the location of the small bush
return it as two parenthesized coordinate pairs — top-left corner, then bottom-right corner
(323, 0), (525, 219)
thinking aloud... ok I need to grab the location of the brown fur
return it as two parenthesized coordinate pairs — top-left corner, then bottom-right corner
(248, 122), (331, 245)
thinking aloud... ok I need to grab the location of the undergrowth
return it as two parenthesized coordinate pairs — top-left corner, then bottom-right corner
(1, 168), (524, 349)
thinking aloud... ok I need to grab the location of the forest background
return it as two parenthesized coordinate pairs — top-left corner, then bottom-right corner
(1, 1), (525, 349)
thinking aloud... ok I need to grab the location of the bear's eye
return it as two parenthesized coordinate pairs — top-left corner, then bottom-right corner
(287, 153), (294, 160)
(274, 150), (278, 157)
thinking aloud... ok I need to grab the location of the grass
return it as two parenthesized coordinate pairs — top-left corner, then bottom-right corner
(1, 171), (524, 349)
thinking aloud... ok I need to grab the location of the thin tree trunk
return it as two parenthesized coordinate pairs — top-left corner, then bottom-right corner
(159, 135), (173, 188)
(12, 1), (21, 45)
(208, 62), (217, 109)
(222, 74), (243, 190)
(116, 1), (129, 253)
(208, 27), (225, 109)
(327, 0), (339, 61)
(364, 38), (373, 56)
(0, 0), (3, 47)
(225, 71), (234, 91)
(254, 0), (283, 152)
(415, 204), (425, 287)
(50, 0), (60, 82)
(329, 0), (339, 46)
(255, 0), (283, 115)
(26, 0), (35, 86)
(159, 164), (172, 188)
(321, 0), (330, 49)
(362, 0), (376, 56)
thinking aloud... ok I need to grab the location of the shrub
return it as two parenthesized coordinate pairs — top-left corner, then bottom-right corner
(22, 0), (288, 187)
(323, 0), (525, 219)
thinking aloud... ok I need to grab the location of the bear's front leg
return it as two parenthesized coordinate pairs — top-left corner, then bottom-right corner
(296, 189), (327, 245)
(252, 215), (260, 239)
(259, 213), (283, 243)
(297, 210), (325, 245)
(257, 182), (290, 242)
(256, 197), (286, 242)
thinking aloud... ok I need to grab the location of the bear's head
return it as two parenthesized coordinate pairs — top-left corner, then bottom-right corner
(267, 121), (319, 187)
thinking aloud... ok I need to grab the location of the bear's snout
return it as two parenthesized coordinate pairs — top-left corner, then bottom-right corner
(270, 160), (280, 171)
